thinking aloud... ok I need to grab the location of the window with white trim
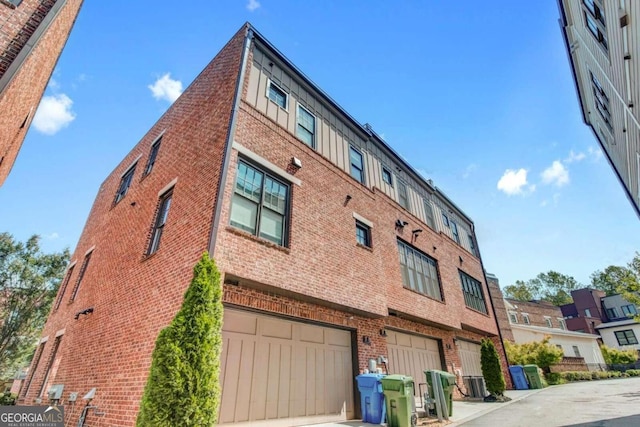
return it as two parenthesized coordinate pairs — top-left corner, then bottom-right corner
(558, 318), (567, 330)
(522, 313), (530, 325)
(544, 317), (553, 328)
(590, 71), (612, 131)
(382, 167), (393, 187)
(582, 0), (607, 51)
(230, 160), (289, 246)
(509, 311), (518, 324)
(296, 105), (315, 148)
(267, 80), (288, 109)
(622, 304), (638, 317)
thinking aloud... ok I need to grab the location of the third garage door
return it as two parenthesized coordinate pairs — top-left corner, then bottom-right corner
(386, 330), (443, 387)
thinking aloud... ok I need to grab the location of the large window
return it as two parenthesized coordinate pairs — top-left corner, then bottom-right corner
(583, 0), (608, 51)
(114, 163), (137, 204)
(296, 105), (315, 148)
(468, 233), (478, 257)
(21, 341), (45, 398)
(397, 240), (442, 300)
(38, 335), (62, 398)
(349, 146), (365, 184)
(423, 199), (435, 229)
(54, 265), (74, 310)
(268, 80), (288, 109)
(459, 271), (487, 314)
(590, 72), (612, 131)
(615, 329), (638, 346)
(230, 160), (289, 246)
(144, 137), (162, 176)
(148, 189), (173, 255)
(398, 180), (409, 210)
(70, 251), (92, 302)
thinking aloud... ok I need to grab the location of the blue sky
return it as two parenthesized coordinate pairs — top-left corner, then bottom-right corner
(0, 0), (638, 289)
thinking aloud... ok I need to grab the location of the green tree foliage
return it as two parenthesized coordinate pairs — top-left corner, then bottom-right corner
(504, 336), (563, 371)
(136, 253), (223, 427)
(590, 265), (637, 296)
(480, 338), (506, 396)
(0, 233), (69, 379)
(600, 344), (638, 365)
(503, 271), (580, 306)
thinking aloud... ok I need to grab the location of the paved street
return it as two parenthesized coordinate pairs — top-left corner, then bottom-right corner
(458, 377), (640, 426)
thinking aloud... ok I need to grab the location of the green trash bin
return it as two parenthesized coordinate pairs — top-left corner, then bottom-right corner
(425, 370), (456, 417)
(523, 364), (545, 389)
(380, 374), (416, 427)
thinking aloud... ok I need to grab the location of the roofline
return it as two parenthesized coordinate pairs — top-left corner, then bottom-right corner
(510, 323), (600, 339)
(595, 319), (638, 329)
(248, 23), (475, 224)
(555, 2), (640, 219)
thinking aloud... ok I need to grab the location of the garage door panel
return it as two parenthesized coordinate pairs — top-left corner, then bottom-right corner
(220, 337), (244, 423)
(262, 318), (292, 339)
(277, 344), (292, 419)
(387, 331), (443, 390)
(300, 324), (324, 344)
(458, 341), (482, 377)
(223, 310), (258, 335)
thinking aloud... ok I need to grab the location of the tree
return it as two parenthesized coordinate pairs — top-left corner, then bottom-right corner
(136, 253), (223, 427)
(590, 265), (637, 296)
(504, 336), (563, 371)
(503, 271), (581, 306)
(480, 338), (506, 396)
(600, 344), (638, 365)
(0, 233), (69, 379)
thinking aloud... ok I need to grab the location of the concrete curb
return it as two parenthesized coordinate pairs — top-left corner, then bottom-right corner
(448, 387), (551, 426)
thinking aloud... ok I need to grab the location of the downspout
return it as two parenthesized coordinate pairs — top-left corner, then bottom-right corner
(208, 25), (254, 256)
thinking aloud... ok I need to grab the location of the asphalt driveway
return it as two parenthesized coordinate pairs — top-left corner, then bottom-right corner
(458, 377), (640, 426)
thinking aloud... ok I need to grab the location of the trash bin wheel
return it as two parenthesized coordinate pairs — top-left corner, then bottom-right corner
(411, 413), (417, 427)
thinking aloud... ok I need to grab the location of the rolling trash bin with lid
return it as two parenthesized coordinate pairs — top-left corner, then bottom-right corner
(425, 370), (456, 417)
(380, 375), (417, 427)
(509, 365), (529, 390)
(523, 364), (545, 389)
(355, 373), (386, 424)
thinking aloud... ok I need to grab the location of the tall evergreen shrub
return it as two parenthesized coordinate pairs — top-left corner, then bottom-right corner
(481, 338), (506, 396)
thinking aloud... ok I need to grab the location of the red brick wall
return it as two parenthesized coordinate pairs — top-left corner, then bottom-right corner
(21, 25), (249, 427)
(0, 0), (84, 186)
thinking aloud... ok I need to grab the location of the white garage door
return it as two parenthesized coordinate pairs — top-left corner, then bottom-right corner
(458, 340), (482, 376)
(219, 309), (354, 426)
(386, 330), (443, 388)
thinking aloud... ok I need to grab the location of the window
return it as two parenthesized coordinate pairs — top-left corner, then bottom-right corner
(21, 342), (45, 398)
(583, 0), (608, 52)
(558, 318), (567, 330)
(398, 180), (409, 210)
(4, 0), (23, 7)
(423, 199), (435, 230)
(544, 317), (553, 328)
(622, 305), (637, 317)
(148, 190), (173, 254)
(230, 160), (289, 246)
(38, 335), (62, 398)
(590, 72), (612, 131)
(349, 146), (365, 184)
(468, 234), (478, 257)
(114, 163), (137, 204)
(296, 105), (315, 148)
(144, 137), (162, 176)
(70, 251), (92, 302)
(459, 271), (487, 314)
(450, 221), (460, 244)
(583, 0), (605, 26)
(268, 80), (287, 109)
(573, 346), (582, 357)
(509, 311), (518, 324)
(584, 308), (592, 317)
(355, 220), (371, 248)
(397, 240), (442, 300)
(606, 307), (619, 319)
(615, 330), (638, 346)
(522, 313), (531, 325)
(442, 213), (450, 227)
(382, 167), (393, 187)
(53, 265), (74, 310)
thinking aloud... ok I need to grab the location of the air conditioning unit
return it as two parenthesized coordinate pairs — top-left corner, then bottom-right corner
(463, 376), (487, 398)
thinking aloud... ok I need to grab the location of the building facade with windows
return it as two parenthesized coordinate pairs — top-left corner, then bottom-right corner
(0, 0), (84, 186)
(23, 24), (510, 426)
(558, 0), (640, 218)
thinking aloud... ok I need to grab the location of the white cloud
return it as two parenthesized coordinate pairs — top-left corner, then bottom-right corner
(497, 168), (530, 196)
(565, 150), (586, 163)
(541, 160), (569, 187)
(45, 232), (59, 240)
(148, 73), (183, 103)
(48, 78), (60, 91)
(462, 163), (478, 179)
(32, 94), (76, 135)
(540, 200), (548, 207)
(588, 145), (603, 161)
(246, 0), (260, 11)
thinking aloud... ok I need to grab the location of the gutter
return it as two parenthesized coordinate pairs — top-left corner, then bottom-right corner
(208, 24), (253, 256)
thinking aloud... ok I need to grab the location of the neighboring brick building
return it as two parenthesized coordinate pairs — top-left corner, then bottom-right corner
(560, 288), (607, 334)
(23, 24), (510, 426)
(0, 0), (84, 186)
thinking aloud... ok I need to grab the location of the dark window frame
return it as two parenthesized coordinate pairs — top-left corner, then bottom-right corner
(442, 212), (450, 227)
(230, 159), (290, 247)
(349, 146), (365, 184)
(397, 239), (443, 301)
(583, 7), (608, 52)
(622, 304), (638, 316)
(450, 221), (460, 243)
(423, 199), (435, 230)
(459, 270), (488, 314)
(148, 189), (173, 255)
(296, 104), (316, 148)
(606, 307), (619, 319)
(615, 329), (638, 346)
(397, 180), (410, 210)
(69, 251), (92, 302)
(355, 220), (372, 248)
(468, 233), (478, 256)
(143, 137), (162, 176)
(382, 167), (393, 187)
(3, 0), (23, 8)
(114, 163), (137, 204)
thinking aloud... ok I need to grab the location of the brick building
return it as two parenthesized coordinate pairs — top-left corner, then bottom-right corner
(22, 24), (510, 426)
(0, 0), (83, 186)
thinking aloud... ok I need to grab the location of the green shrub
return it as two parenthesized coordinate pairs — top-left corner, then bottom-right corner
(136, 253), (223, 427)
(481, 338), (506, 396)
(600, 345), (638, 365)
(0, 392), (16, 405)
(504, 336), (563, 371)
(545, 372), (564, 385)
(626, 369), (640, 377)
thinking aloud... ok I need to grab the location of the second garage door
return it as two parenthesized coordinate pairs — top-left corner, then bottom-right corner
(386, 330), (443, 388)
(219, 309), (355, 426)
(458, 340), (482, 376)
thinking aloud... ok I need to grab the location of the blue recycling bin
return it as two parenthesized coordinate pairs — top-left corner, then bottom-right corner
(356, 373), (386, 424)
(509, 365), (529, 390)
